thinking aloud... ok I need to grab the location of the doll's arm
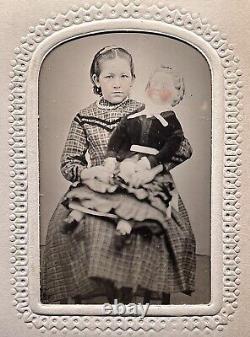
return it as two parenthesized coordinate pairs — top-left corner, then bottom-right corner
(147, 113), (184, 168)
(61, 116), (89, 182)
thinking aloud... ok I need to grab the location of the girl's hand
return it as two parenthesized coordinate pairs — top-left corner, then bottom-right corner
(80, 167), (96, 180)
(104, 157), (117, 173)
(80, 166), (112, 183)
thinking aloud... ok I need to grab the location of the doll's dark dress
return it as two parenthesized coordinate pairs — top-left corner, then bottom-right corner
(107, 110), (184, 166)
(41, 98), (196, 303)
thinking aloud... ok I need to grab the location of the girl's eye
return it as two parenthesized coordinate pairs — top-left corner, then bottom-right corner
(105, 75), (113, 79)
(121, 74), (129, 78)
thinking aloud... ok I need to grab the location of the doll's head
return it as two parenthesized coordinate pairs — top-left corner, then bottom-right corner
(90, 46), (135, 104)
(145, 66), (185, 107)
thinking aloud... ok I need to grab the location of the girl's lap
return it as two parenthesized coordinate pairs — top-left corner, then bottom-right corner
(73, 215), (169, 292)
(72, 203), (195, 292)
(42, 194), (195, 302)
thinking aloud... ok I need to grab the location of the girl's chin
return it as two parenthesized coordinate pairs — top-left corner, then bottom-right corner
(108, 97), (126, 104)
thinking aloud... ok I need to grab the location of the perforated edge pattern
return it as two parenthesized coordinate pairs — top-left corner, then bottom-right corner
(8, 0), (242, 333)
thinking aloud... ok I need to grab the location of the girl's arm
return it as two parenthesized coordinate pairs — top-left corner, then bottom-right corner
(164, 137), (193, 171)
(60, 117), (89, 182)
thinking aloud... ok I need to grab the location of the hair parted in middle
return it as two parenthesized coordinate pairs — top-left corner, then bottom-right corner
(90, 46), (136, 96)
(146, 65), (185, 107)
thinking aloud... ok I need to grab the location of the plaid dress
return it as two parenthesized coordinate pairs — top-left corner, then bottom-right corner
(41, 98), (196, 303)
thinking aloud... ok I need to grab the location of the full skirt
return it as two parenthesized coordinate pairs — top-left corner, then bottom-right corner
(41, 193), (196, 303)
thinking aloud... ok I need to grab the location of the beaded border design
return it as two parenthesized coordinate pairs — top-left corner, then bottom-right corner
(8, 0), (242, 334)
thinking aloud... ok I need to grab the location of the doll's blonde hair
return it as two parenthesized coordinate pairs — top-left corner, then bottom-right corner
(146, 66), (185, 107)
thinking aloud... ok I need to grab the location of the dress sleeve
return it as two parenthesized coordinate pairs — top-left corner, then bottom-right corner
(164, 137), (193, 171)
(147, 113), (184, 167)
(106, 117), (131, 159)
(60, 116), (89, 182)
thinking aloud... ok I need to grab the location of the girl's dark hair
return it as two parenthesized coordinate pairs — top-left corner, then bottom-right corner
(90, 46), (136, 96)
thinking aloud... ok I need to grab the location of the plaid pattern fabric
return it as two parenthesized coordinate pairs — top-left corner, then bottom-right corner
(61, 99), (145, 182)
(42, 194), (195, 303)
(41, 195), (195, 303)
(41, 98), (196, 303)
(61, 99), (193, 182)
(164, 137), (193, 171)
(81, 195), (196, 294)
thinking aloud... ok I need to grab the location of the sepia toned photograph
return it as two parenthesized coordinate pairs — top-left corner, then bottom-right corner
(1, 0), (248, 335)
(39, 32), (211, 306)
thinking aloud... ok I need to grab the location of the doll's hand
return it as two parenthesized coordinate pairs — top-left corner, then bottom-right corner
(130, 164), (164, 187)
(129, 169), (156, 188)
(135, 157), (151, 172)
(118, 159), (137, 183)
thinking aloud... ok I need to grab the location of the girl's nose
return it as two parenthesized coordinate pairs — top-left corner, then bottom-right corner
(113, 78), (121, 88)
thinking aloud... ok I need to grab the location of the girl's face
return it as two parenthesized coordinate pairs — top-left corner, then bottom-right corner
(146, 71), (177, 106)
(93, 57), (134, 104)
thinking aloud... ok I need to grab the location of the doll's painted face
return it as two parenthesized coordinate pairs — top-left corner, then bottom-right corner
(92, 57), (134, 104)
(145, 71), (177, 106)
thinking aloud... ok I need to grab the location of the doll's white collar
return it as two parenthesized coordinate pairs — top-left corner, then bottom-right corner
(127, 109), (169, 127)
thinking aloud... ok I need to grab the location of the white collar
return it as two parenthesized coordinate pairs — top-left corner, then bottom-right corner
(127, 109), (169, 127)
(96, 97), (129, 110)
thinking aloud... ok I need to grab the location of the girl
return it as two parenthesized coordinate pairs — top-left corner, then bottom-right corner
(63, 66), (186, 248)
(41, 46), (194, 305)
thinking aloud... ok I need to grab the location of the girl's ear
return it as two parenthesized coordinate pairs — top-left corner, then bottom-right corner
(92, 74), (100, 87)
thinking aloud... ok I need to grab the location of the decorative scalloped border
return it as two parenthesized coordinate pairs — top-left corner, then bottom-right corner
(8, 0), (242, 334)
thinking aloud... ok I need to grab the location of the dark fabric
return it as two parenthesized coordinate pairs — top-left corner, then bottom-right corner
(63, 170), (175, 228)
(107, 111), (184, 167)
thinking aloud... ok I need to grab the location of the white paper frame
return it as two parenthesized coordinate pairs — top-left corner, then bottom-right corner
(7, 2), (242, 334)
